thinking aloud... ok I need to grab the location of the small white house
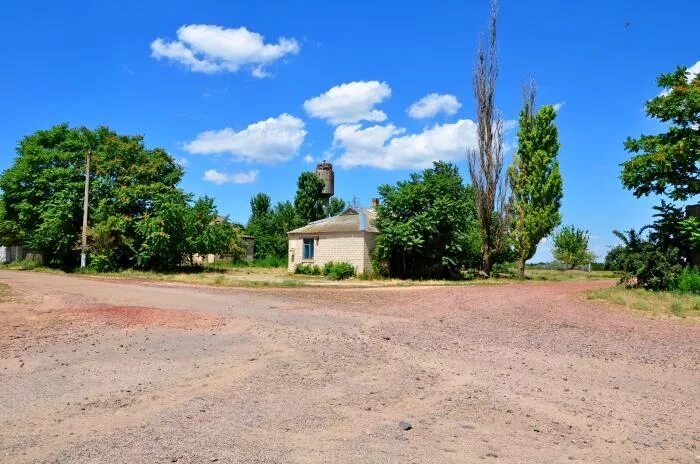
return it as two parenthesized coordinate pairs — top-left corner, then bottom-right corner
(287, 207), (378, 275)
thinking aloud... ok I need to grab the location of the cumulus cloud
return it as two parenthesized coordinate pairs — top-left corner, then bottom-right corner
(552, 101), (565, 112)
(304, 81), (391, 125)
(151, 25), (299, 77)
(184, 113), (306, 164)
(333, 120), (478, 170)
(203, 169), (259, 185)
(407, 93), (461, 119)
(303, 154), (314, 163)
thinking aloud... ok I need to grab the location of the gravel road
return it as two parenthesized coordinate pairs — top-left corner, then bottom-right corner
(0, 270), (698, 463)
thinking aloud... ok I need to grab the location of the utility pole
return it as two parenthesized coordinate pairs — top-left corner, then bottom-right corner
(80, 149), (91, 268)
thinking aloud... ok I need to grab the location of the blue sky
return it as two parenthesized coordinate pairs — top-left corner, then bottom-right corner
(1, 0), (698, 262)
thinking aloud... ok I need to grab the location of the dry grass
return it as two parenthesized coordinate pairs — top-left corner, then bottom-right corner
(522, 269), (616, 282)
(0, 282), (9, 301)
(3, 264), (615, 289)
(586, 286), (700, 319)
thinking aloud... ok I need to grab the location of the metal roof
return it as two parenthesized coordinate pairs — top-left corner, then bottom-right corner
(287, 207), (378, 235)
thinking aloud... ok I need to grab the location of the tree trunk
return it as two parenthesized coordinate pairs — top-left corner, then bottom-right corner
(482, 247), (492, 276)
(517, 258), (526, 280)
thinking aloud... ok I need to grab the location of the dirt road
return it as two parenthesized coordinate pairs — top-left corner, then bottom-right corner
(0, 271), (698, 463)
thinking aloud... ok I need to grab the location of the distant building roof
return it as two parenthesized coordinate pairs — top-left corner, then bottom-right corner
(288, 207), (378, 235)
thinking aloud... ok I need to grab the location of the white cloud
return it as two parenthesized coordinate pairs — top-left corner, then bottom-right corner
(202, 169), (259, 185)
(151, 25), (299, 77)
(407, 93), (461, 119)
(552, 101), (565, 112)
(175, 157), (189, 167)
(303, 154), (314, 163)
(334, 119), (479, 170)
(184, 114), (306, 164)
(304, 81), (391, 125)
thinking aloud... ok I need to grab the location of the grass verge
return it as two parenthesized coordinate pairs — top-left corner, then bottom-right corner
(586, 286), (700, 319)
(2, 263), (616, 289)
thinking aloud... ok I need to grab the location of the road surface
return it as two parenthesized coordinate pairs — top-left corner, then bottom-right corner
(0, 271), (697, 463)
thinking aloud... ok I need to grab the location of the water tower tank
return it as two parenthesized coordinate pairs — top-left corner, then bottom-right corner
(315, 161), (334, 199)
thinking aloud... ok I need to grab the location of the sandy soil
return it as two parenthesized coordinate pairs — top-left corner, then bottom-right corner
(0, 270), (698, 463)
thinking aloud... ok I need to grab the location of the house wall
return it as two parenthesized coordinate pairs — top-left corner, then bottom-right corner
(0, 246), (24, 263)
(288, 233), (377, 275)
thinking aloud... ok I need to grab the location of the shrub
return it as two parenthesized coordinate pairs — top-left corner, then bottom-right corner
(676, 267), (700, 294)
(89, 253), (116, 272)
(252, 256), (286, 268)
(609, 228), (683, 291)
(295, 263), (321, 275)
(322, 261), (355, 280)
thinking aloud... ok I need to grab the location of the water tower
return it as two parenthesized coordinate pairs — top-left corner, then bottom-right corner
(315, 160), (335, 209)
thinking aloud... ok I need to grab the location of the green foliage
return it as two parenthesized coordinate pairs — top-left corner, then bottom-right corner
(322, 261), (355, 280)
(676, 267), (700, 294)
(246, 195), (301, 260)
(295, 263), (321, 275)
(295, 261), (355, 280)
(509, 86), (563, 278)
(621, 66), (699, 201)
(0, 124), (235, 270)
(294, 172), (326, 224)
(373, 161), (482, 279)
(328, 197), (346, 216)
(647, 201), (698, 263)
(552, 225), (595, 270)
(680, 216), (700, 253)
(608, 228), (682, 291)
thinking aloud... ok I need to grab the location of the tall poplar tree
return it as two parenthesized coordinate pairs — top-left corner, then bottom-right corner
(509, 82), (563, 279)
(468, 0), (510, 275)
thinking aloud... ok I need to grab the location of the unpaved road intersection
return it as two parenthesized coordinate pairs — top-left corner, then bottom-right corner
(0, 271), (698, 463)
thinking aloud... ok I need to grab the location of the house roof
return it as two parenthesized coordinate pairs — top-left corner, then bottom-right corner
(288, 207), (378, 235)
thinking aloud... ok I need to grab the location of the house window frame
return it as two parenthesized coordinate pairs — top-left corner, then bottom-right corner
(302, 237), (315, 260)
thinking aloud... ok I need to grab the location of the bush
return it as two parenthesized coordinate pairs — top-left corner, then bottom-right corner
(251, 256), (286, 268)
(89, 253), (116, 272)
(322, 261), (355, 280)
(295, 263), (321, 275)
(296, 261), (355, 280)
(609, 228), (683, 291)
(676, 267), (700, 294)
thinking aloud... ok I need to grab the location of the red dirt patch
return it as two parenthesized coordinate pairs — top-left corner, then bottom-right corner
(68, 305), (223, 329)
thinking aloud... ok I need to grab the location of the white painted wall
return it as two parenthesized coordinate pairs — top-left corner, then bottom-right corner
(288, 233), (377, 275)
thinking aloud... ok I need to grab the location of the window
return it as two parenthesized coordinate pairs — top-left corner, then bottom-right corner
(303, 238), (314, 260)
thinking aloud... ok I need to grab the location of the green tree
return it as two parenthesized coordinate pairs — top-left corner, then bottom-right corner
(250, 193), (272, 220)
(621, 66), (699, 201)
(373, 162), (482, 279)
(551, 225), (595, 270)
(0, 124), (183, 267)
(246, 195), (301, 260)
(0, 124), (234, 270)
(294, 172), (326, 224)
(509, 83), (563, 279)
(608, 228), (682, 291)
(327, 197), (346, 216)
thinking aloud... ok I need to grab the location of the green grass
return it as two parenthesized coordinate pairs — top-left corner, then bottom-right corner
(204, 256), (287, 271)
(586, 286), (700, 319)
